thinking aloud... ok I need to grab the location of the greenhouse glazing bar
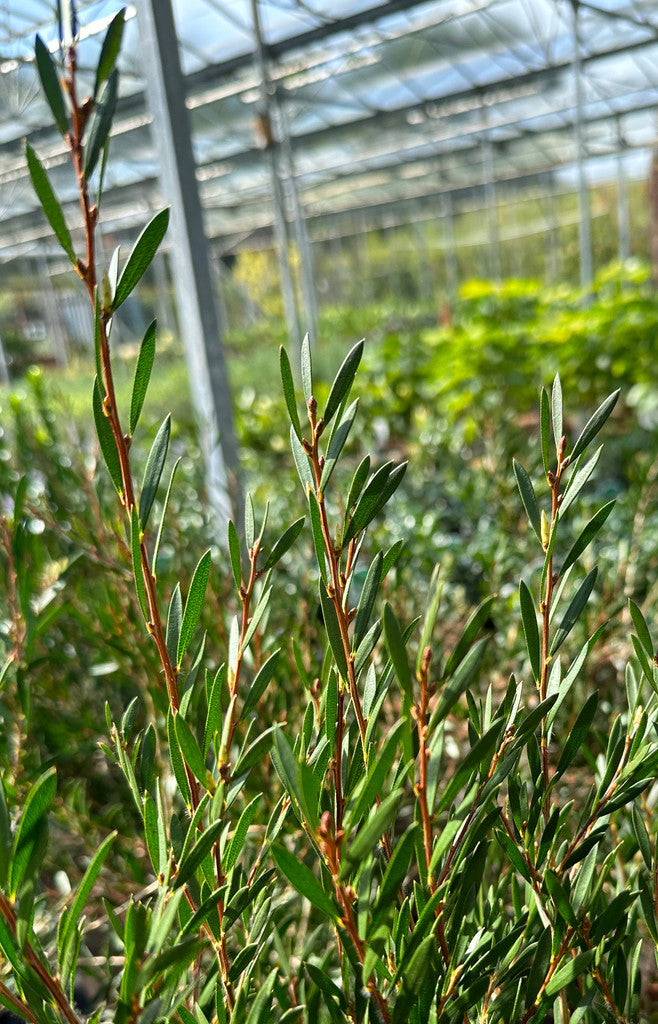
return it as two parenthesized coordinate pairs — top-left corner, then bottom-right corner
(571, 0), (593, 288)
(136, 0), (242, 529)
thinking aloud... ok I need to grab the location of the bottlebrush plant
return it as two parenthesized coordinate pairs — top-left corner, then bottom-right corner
(1, 5), (658, 1024)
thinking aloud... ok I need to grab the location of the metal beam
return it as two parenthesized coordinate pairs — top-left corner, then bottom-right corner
(571, 0), (593, 289)
(136, 0), (242, 529)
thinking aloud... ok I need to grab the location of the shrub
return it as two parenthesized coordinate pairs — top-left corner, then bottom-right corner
(2, 10), (658, 1024)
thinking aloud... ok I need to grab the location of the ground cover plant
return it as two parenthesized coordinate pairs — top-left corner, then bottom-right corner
(4, 7), (658, 1024)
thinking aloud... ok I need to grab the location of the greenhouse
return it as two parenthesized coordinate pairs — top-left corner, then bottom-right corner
(2, 1), (658, 1022)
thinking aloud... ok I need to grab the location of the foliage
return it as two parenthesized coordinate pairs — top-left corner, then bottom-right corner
(3, 9), (658, 1024)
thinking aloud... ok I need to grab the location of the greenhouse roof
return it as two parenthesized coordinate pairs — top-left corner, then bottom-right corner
(0, 0), (657, 261)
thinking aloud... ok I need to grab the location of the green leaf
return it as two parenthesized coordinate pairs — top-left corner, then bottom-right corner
(174, 714), (207, 784)
(346, 454), (370, 512)
(550, 567), (598, 655)
(555, 691), (598, 779)
(519, 580), (540, 681)
(166, 582), (182, 671)
(344, 460), (407, 545)
(228, 520), (242, 589)
(94, 8), (125, 97)
(320, 399), (358, 492)
(290, 425), (314, 493)
(224, 795), (261, 873)
(372, 824), (417, 924)
(525, 926), (552, 1012)
(93, 376), (123, 496)
(416, 563), (443, 675)
(632, 803), (652, 870)
(10, 767), (56, 896)
(570, 389), (620, 462)
(382, 602), (412, 702)
(113, 209), (170, 310)
(242, 584), (273, 650)
(271, 729), (302, 813)
(272, 844), (337, 918)
(552, 372), (563, 446)
(300, 332), (313, 403)
(59, 831), (115, 967)
(513, 459), (542, 542)
(167, 708), (191, 807)
(629, 599), (653, 658)
(559, 500), (615, 575)
(308, 490), (328, 584)
(559, 446), (602, 516)
(129, 320), (156, 435)
(204, 664), (225, 755)
(153, 457), (180, 573)
(25, 144), (76, 264)
(544, 950), (595, 999)
(139, 414), (171, 530)
(540, 387), (550, 476)
(173, 818), (223, 889)
(354, 551), (383, 651)
(242, 649), (280, 719)
(544, 869), (577, 926)
(279, 346), (302, 440)
(323, 339), (363, 427)
(325, 670), (337, 744)
(319, 585), (348, 679)
(130, 506), (148, 619)
(344, 789), (401, 872)
(443, 596), (495, 679)
(349, 723), (403, 830)
(263, 516), (305, 572)
(431, 636), (488, 728)
(83, 69), (118, 179)
(34, 35), (67, 134)
(178, 549), (211, 666)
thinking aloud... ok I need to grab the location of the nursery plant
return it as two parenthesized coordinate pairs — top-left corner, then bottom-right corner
(3, 5), (658, 1023)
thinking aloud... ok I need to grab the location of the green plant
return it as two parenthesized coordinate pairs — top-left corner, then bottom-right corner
(3, 6), (658, 1024)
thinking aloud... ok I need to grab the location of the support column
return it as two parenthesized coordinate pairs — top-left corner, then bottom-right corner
(571, 0), (593, 288)
(249, 0), (302, 349)
(616, 122), (630, 262)
(136, 0), (241, 529)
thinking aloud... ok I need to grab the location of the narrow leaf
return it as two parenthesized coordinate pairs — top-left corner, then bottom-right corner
(319, 585), (348, 679)
(177, 549), (211, 666)
(559, 500), (615, 575)
(552, 372), (563, 446)
(242, 650), (280, 719)
(83, 69), (118, 179)
(540, 387), (550, 476)
(300, 332), (313, 403)
(353, 551), (383, 651)
(130, 506), (148, 619)
(559, 446), (602, 516)
(129, 320), (156, 435)
(279, 347), (302, 440)
(114, 209), (170, 310)
(35, 35), (67, 134)
(272, 844), (337, 918)
(92, 376), (123, 495)
(382, 602), (412, 702)
(166, 583), (182, 667)
(174, 715), (207, 784)
(10, 767), (56, 896)
(26, 144), (75, 263)
(263, 516), (305, 572)
(224, 795), (261, 873)
(173, 819), (223, 889)
(513, 459), (542, 542)
(555, 691), (598, 779)
(550, 567), (598, 655)
(344, 790), (402, 872)
(323, 339), (363, 427)
(139, 414), (171, 530)
(570, 389), (620, 462)
(519, 580), (540, 681)
(320, 399), (358, 492)
(228, 520), (242, 589)
(94, 8), (125, 97)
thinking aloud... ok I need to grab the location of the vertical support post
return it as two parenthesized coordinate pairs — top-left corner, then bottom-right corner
(152, 249), (175, 336)
(482, 132), (501, 280)
(570, 0), (593, 288)
(136, 0), (241, 529)
(616, 122), (630, 262)
(249, 0), (301, 349)
(277, 99), (319, 341)
(441, 192), (459, 296)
